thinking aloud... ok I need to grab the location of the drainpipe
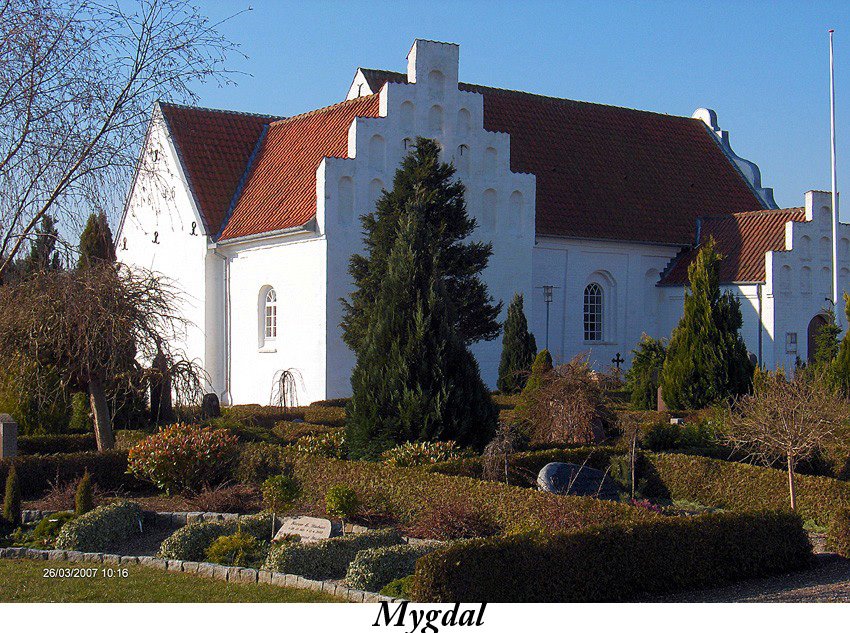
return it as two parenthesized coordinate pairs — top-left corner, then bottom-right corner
(757, 283), (763, 367)
(212, 249), (231, 405)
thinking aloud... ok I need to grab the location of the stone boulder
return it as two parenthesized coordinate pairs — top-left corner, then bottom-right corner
(536, 462), (620, 501)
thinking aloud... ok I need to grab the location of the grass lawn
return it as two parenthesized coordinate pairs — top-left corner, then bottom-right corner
(0, 559), (344, 603)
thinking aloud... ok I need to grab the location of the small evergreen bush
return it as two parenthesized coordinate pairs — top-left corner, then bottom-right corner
(292, 428), (347, 459)
(261, 474), (301, 515)
(205, 530), (267, 568)
(625, 335), (667, 410)
(75, 471), (94, 515)
(380, 575), (413, 599)
(326, 484), (359, 519)
(127, 423), (239, 493)
(32, 511), (75, 546)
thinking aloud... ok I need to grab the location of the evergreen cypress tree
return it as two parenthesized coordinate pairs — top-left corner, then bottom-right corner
(625, 335), (667, 410)
(78, 212), (116, 269)
(497, 294), (537, 393)
(2, 465), (21, 526)
(514, 349), (553, 422)
(831, 295), (850, 395)
(22, 215), (62, 275)
(660, 239), (753, 409)
(342, 138), (501, 353)
(75, 471), (94, 515)
(346, 193), (497, 460)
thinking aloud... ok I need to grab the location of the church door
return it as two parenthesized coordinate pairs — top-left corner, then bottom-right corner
(807, 314), (828, 363)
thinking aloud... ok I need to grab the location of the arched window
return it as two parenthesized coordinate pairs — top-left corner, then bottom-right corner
(484, 147), (497, 177)
(482, 189), (497, 231)
(369, 134), (385, 172)
(338, 176), (354, 225)
(583, 283), (604, 342)
(400, 101), (414, 131)
(456, 145), (470, 176)
(457, 108), (471, 136)
(428, 69), (445, 100)
(263, 288), (277, 342)
(428, 105), (444, 135)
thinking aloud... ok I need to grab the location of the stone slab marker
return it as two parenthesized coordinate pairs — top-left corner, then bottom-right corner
(0, 414), (17, 459)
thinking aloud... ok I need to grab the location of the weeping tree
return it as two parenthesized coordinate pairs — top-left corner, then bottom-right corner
(0, 264), (204, 450)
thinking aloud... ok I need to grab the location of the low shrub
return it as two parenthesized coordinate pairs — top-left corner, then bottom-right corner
(285, 451), (648, 535)
(205, 531), (267, 568)
(55, 501), (142, 552)
(31, 511), (76, 546)
(0, 450), (143, 498)
(158, 514), (275, 561)
(647, 452), (850, 526)
(642, 421), (681, 451)
(236, 443), (292, 485)
(292, 428), (346, 459)
(410, 511), (812, 602)
(263, 528), (404, 580)
(380, 575), (413, 600)
(325, 485), (358, 520)
(380, 441), (476, 467)
(18, 434), (97, 455)
(407, 500), (499, 540)
(127, 423), (239, 494)
(345, 543), (440, 592)
(828, 507), (850, 556)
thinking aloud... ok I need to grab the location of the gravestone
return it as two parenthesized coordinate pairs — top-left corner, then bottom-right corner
(201, 393), (221, 420)
(536, 462), (620, 501)
(0, 414), (17, 459)
(273, 516), (333, 543)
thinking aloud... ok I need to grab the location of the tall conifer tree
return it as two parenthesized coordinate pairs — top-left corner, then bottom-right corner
(342, 138), (501, 352)
(346, 190), (497, 460)
(660, 239), (753, 409)
(78, 212), (116, 269)
(497, 294), (537, 393)
(831, 294), (850, 395)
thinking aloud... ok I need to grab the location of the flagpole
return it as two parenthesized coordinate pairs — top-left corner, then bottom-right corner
(830, 29), (840, 314)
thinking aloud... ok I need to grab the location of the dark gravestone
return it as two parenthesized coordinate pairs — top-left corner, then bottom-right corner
(536, 462), (620, 501)
(201, 393), (221, 420)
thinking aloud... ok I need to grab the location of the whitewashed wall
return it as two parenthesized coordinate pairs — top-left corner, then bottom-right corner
(116, 109), (210, 386)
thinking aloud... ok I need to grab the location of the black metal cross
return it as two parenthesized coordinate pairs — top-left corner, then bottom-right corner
(611, 352), (625, 370)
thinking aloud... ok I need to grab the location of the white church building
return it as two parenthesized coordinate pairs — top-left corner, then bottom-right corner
(117, 39), (850, 405)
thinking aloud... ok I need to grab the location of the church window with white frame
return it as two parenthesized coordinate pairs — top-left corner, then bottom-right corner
(583, 283), (604, 342)
(263, 288), (277, 342)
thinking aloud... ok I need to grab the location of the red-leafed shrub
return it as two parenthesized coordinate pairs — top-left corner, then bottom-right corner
(127, 423), (238, 494)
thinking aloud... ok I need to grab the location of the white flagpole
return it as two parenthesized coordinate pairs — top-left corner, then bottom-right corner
(830, 30), (840, 312)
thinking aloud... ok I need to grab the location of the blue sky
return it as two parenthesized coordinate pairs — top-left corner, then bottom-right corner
(194, 0), (850, 214)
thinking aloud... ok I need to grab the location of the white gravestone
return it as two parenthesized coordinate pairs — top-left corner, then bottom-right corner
(273, 516), (333, 543)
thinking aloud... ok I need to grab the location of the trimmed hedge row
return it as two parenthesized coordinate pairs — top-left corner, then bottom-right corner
(285, 451), (650, 534)
(55, 501), (143, 553)
(0, 450), (148, 497)
(345, 542), (441, 592)
(158, 514), (276, 561)
(424, 446), (623, 480)
(263, 529), (404, 580)
(646, 453), (850, 526)
(410, 511), (812, 602)
(18, 434), (97, 455)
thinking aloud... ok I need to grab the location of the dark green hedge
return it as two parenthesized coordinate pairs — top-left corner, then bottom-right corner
(410, 511), (812, 602)
(18, 434), (97, 455)
(647, 453), (850, 526)
(0, 450), (149, 497)
(286, 451), (649, 534)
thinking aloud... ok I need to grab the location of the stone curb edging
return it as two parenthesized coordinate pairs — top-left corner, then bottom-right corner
(0, 546), (401, 603)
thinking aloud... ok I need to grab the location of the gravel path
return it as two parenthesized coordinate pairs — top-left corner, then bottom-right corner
(653, 554), (850, 602)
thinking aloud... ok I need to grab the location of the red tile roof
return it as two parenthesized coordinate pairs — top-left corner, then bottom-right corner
(218, 95), (381, 240)
(659, 208), (806, 285)
(158, 103), (280, 235)
(361, 69), (766, 245)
